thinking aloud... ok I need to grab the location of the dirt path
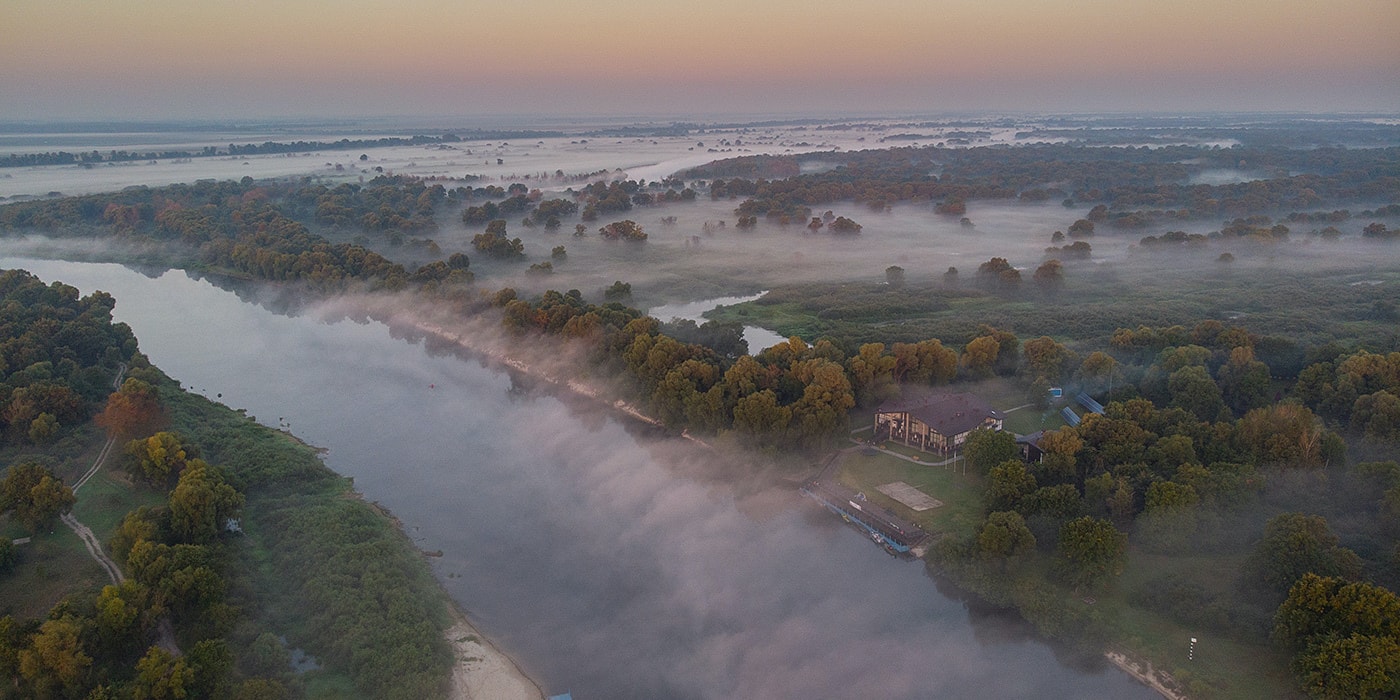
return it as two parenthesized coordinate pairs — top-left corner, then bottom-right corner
(59, 512), (124, 584)
(61, 364), (181, 653)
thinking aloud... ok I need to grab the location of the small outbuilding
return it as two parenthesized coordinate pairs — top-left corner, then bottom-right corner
(874, 391), (1005, 454)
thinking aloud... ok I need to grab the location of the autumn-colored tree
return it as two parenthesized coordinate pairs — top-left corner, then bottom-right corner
(124, 432), (190, 486)
(1234, 403), (1327, 466)
(131, 646), (195, 700)
(960, 336), (1000, 378)
(95, 378), (164, 440)
(890, 339), (957, 385)
(846, 343), (897, 406)
(1035, 428), (1083, 485)
(18, 616), (92, 698)
(1022, 336), (1076, 382)
(598, 220), (647, 241)
(1032, 259), (1064, 291)
(1274, 574), (1400, 698)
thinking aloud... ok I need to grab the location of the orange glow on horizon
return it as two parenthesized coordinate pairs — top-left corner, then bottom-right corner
(3, 0), (1396, 118)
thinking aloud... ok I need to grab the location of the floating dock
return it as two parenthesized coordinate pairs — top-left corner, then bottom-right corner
(802, 458), (930, 557)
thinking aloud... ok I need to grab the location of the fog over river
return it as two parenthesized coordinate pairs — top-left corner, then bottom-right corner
(3, 257), (1154, 699)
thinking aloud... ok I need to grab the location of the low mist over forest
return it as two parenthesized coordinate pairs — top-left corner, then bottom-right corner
(0, 113), (1398, 698)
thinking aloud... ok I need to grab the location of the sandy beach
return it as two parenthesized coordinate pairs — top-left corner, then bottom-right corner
(446, 607), (545, 700)
(1106, 651), (1187, 700)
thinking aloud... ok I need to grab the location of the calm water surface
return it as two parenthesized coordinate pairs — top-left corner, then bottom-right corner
(7, 259), (1154, 700)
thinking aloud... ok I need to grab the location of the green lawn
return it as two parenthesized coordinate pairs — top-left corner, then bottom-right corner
(72, 468), (166, 544)
(0, 524), (108, 619)
(1098, 550), (1298, 699)
(834, 449), (984, 540)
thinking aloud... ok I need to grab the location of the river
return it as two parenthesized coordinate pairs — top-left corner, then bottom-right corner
(5, 258), (1154, 699)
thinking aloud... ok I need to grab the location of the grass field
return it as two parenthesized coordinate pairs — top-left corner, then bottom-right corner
(72, 468), (167, 543)
(833, 449), (984, 541)
(1102, 550), (1298, 699)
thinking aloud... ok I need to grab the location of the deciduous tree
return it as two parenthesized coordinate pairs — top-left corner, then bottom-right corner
(1055, 516), (1127, 590)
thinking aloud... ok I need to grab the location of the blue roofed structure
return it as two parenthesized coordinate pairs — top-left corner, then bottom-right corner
(1076, 392), (1105, 415)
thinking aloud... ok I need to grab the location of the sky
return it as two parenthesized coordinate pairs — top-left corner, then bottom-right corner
(2, 0), (1398, 122)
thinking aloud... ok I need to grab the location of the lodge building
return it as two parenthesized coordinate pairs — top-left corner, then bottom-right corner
(874, 392), (1005, 454)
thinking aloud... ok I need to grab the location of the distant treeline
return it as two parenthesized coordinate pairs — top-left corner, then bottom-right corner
(684, 142), (1400, 220)
(0, 130), (566, 168)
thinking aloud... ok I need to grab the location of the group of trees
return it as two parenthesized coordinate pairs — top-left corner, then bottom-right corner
(293, 177), (444, 233)
(0, 270), (137, 449)
(1295, 350), (1400, 444)
(0, 179), (418, 292)
(1, 407), (279, 698)
(684, 142), (1400, 225)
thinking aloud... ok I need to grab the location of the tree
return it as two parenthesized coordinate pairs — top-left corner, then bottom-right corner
(891, 339), (957, 385)
(846, 343), (897, 406)
(986, 460), (1037, 512)
(1352, 390), (1400, 442)
(977, 511), (1036, 558)
(131, 646), (195, 700)
(95, 378), (164, 440)
(18, 616), (92, 698)
(1032, 259), (1064, 292)
(1274, 574), (1400, 698)
(1217, 346), (1271, 415)
(1055, 516), (1127, 590)
(168, 460), (244, 544)
(1022, 336), (1076, 382)
(829, 216), (862, 234)
(124, 432), (190, 486)
(884, 265), (905, 288)
(27, 412), (58, 445)
(1248, 513), (1362, 596)
(731, 390), (791, 446)
(1167, 365), (1226, 422)
(1293, 634), (1400, 699)
(1274, 574), (1400, 648)
(604, 280), (632, 300)
(966, 429), (1019, 474)
(0, 462), (75, 533)
(598, 220), (647, 241)
(1235, 403), (1327, 466)
(1035, 428), (1083, 486)
(960, 336), (1000, 378)
(788, 359), (856, 448)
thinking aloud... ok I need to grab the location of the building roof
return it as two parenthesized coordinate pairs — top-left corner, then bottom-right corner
(876, 392), (1004, 438)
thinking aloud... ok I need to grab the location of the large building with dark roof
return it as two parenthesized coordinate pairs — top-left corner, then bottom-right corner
(874, 392), (1005, 454)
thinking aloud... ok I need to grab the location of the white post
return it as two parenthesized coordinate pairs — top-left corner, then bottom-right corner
(1189, 637), (1197, 661)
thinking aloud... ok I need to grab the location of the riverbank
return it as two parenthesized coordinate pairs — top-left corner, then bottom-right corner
(446, 606), (545, 700)
(1107, 651), (1187, 700)
(392, 303), (1192, 697)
